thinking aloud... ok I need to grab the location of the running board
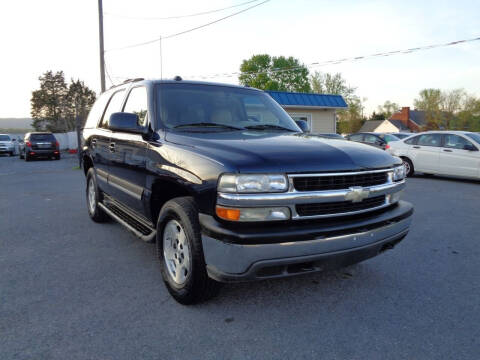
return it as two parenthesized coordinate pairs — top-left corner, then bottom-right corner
(98, 202), (156, 242)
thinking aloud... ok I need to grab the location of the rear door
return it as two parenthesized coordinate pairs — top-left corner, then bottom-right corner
(107, 86), (149, 216)
(408, 133), (442, 173)
(438, 134), (480, 178)
(93, 89), (126, 193)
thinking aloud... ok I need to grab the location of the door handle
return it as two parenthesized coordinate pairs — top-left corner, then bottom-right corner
(443, 149), (453, 152)
(109, 143), (116, 152)
(413, 146), (421, 149)
(91, 139), (97, 147)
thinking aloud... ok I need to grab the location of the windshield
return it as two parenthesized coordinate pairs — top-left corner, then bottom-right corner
(156, 83), (300, 132)
(0, 135), (11, 141)
(466, 132), (480, 144)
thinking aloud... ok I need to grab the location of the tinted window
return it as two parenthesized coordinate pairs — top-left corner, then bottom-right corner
(364, 134), (382, 144)
(30, 134), (55, 141)
(405, 136), (418, 145)
(156, 84), (299, 131)
(0, 135), (10, 141)
(444, 134), (475, 150)
(349, 134), (363, 141)
(100, 90), (125, 129)
(417, 134), (442, 147)
(84, 93), (109, 129)
(123, 87), (148, 126)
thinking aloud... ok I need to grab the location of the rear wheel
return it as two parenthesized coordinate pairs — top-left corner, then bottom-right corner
(156, 197), (219, 305)
(86, 168), (109, 222)
(402, 157), (414, 177)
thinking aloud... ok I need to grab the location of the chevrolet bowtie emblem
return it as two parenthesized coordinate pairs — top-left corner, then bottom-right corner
(344, 186), (370, 203)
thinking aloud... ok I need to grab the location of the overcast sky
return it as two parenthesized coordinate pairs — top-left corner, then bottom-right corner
(1, 0), (479, 118)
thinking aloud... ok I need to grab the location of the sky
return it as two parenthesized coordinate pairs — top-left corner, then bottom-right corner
(1, 0), (479, 118)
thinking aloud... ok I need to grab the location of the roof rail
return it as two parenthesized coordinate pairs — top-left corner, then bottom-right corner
(108, 78), (144, 90)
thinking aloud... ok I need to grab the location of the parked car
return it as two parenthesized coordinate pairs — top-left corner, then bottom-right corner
(82, 78), (413, 304)
(345, 132), (400, 150)
(0, 134), (16, 156)
(387, 131), (480, 179)
(390, 132), (413, 140)
(20, 132), (60, 161)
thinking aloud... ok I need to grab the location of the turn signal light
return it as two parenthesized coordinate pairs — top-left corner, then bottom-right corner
(216, 206), (241, 221)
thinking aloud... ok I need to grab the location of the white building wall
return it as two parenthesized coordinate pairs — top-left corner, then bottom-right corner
(374, 121), (400, 133)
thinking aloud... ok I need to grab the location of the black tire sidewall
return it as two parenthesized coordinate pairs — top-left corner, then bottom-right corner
(86, 168), (104, 220)
(403, 158), (414, 177)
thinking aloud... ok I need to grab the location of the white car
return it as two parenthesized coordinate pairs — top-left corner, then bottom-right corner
(387, 131), (480, 180)
(0, 134), (16, 156)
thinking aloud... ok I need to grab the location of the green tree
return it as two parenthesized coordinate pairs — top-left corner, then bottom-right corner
(31, 71), (96, 132)
(239, 54), (311, 92)
(369, 112), (386, 120)
(31, 71), (69, 131)
(413, 89), (443, 129)
(376, 100), (399, 118)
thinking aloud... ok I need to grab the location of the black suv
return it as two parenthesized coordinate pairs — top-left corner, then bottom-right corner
(20, 132), (60, 161)
(82, 79), (413, 304)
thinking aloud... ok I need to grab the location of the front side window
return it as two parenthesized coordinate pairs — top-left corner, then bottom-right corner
(417, 134), (442, 147)
(405, 136), (419, 145)
(444, 134), (475, 150)
(100, 90), (125, 129)
(364, 134), (381, 144)
(156, 84), (299, 132)
(123, 87), (148, 126)
(349, 134), (364, 142)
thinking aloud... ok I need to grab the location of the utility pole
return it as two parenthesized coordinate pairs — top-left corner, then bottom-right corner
(98, 0), (106, 92)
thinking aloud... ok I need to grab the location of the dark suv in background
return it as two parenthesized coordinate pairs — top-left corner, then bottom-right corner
(81, 78), (413, 304)
(20, 132), (60, 161)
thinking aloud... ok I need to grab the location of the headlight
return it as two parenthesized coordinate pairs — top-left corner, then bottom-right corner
(392, 165), (406, 182)
(218, 174), (288, 193)
(216, 206), (291, 222)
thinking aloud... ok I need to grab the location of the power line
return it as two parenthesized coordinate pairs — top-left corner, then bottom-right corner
(187, 35), (480, 80)
(105, 0), (270, 52)
(104, 0), (261, 20)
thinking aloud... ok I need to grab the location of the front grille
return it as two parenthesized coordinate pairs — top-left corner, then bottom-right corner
(293, 172), (388, 191)
(296, 195), (386, 217)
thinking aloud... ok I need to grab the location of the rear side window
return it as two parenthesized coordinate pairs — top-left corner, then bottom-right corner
(100, 90), (125, 128)
(30, 134), (55, 141)
(84, 93), (110, 129)
(123, 87), (148, 126)
(417, 134), (442, 147)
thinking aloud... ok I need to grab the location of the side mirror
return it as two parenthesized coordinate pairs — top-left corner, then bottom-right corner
(464, 144), (478, 151)
(295, 120), (310, 133)
(12, 138), (16, 142)
(108, 112), (147, 134)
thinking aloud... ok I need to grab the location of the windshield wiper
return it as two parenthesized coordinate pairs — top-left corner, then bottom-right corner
(244, 124), (297, 132)
(174, 122), (244, 130)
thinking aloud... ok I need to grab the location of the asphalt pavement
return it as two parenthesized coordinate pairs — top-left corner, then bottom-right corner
(1, 154), (479, 360)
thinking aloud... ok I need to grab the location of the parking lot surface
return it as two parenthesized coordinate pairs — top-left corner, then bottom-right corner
(1, 154), (479, 360)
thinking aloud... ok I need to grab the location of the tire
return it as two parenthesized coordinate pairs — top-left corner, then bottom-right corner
(86, 168), (109, 223)
(156, 197), (219, 305)
(19, 152), (24, 159)
(25, 153), (31, 162)
(402, 157), (414, 177)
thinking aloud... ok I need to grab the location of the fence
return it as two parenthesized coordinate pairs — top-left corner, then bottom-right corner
(52, 131), (78, 151)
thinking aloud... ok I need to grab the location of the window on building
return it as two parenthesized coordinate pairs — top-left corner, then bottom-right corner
(289, 113), (312, 132)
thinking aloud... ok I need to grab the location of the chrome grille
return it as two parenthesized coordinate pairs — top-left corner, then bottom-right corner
(293, 172), (388, 191)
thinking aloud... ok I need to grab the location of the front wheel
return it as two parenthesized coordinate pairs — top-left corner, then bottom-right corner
(402, 157), (414, 177)
(156, 197), (219, 305)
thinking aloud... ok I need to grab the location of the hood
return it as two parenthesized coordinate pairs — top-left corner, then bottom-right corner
(165, 130), (400, 173)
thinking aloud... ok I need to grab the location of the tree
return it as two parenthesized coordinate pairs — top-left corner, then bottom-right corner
(413, 89), (444, 129)
(239, 54), (311, 92)
(310, 71), (364, 133)
(370, 112), (386, 120)
(376, 100), (399, 118)
(31, 71), (96, 132)
(31, 71), (69, 132)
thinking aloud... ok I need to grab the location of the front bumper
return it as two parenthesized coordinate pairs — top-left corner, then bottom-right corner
(201, 201), (413, 282)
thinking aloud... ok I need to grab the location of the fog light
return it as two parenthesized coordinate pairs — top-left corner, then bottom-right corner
(216, 206), (290, 222)
(387, 191), (402, 204)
